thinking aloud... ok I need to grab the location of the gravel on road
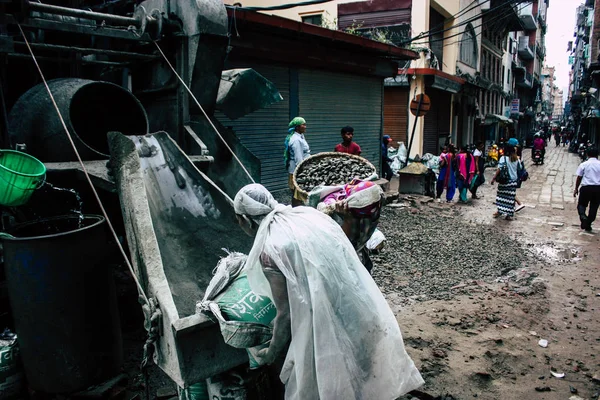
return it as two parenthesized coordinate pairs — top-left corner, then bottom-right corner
(371, 206), (535, 303)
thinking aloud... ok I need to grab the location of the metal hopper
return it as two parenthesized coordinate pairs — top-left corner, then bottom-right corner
(108, 131), (253, 388)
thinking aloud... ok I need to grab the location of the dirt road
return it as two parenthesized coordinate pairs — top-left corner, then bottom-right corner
(385, 145), (600, 400)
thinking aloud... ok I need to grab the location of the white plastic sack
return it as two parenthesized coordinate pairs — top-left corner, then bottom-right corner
(398, 142), (408, 163)
(366, 228), (386, 251)
(243, 204), (424, 399)
(390, 155), (402, 175)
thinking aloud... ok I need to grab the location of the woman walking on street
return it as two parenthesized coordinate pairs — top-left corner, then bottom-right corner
(455, 144), (476, 203)
(491, 144), (522, 220)
(436, 145), (456, 202)
(470, 141), (485, 199)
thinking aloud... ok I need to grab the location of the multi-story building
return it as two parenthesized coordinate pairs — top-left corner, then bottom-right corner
(567, 0), (598, 144)
(237, 0), (548, 154)
(541, 65), (555, 117)
(553, 89), (564, 122)
(509, 0), (549, 142)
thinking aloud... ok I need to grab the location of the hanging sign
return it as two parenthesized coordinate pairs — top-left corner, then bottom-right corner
(409, 94), (431, 117)
(510, 99), (520, 114)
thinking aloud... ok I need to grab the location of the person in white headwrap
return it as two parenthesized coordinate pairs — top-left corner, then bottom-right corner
(233, 183), (424, 400)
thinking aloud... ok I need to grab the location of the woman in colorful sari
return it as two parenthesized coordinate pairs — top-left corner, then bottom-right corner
(316, 179), (384, 273)
(455, 144), (476, 203)
(491, 144), (522, 220)
(436, 145), (456, 202)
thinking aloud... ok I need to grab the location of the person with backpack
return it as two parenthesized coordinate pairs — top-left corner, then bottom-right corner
(491, 144), (523, 220)
(284, 117), (310, 206)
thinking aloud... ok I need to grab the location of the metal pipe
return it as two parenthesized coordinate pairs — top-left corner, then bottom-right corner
(27, 1), (138, 26)
(8, 52), (129, 66)
(405, 95), (424, 168)
(13, 41), (158, 60)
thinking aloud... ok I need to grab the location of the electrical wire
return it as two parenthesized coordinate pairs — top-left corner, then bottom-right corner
(410, 1), (532, 47)
(406, 0), (530, 44)
(411, 0), (490, 42)
(16, 23), (150, 307)
(228, 0), (334, 12)
(151, 41), (256, 185)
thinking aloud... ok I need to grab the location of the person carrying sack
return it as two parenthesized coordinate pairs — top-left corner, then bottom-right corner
(233, 184), (424, 400)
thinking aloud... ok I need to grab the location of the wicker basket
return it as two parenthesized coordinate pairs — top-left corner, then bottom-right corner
(292, 152), (377, 203)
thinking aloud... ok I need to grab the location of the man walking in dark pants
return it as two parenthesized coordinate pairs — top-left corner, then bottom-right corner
(574, 147), (600, 232)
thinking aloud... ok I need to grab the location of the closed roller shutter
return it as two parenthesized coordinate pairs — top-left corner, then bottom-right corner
(423, 89), (451, 156)
(215, 65), (290, 191)
(384, 87), (408, 143)
(298, 69), (383, 171)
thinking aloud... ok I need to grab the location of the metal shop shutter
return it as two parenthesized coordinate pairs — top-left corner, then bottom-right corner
(422, 89), (451, 156)
(298, 69), (383, 172)
(384, 87), (409, 144)
(215, 65), (290, 191)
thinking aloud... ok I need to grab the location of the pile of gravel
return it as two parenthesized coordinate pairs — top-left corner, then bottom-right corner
(295, 156), (374, 192)
(372, 207), (533, 302)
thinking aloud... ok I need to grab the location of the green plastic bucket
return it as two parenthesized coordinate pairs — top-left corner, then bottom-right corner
(0, 150), (46, 207)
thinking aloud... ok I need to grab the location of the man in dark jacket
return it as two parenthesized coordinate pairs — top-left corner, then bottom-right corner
(381, 135), (393, 180)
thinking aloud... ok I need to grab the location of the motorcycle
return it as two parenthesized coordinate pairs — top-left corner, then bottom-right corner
(579, 142), (592, 161)
(486, 146), (499, 167)
(533, 149), (544, 165)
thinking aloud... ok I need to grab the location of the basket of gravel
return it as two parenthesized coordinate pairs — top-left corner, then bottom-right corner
(292, 152), (377, 203)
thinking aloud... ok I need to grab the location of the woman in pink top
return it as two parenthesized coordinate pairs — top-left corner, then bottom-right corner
(455, 144), (476, 203)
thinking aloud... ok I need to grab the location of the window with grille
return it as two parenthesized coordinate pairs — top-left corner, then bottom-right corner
(301, 14), (323, 26)
(459, 24), (478, 67)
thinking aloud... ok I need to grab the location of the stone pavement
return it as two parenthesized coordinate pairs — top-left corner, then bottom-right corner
(465, 142), (600, 247)
(519, 142), (579, 211)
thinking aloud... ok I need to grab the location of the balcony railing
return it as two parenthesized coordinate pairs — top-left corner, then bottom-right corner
(536, 42), (545, 58)
(518, 37), (535, 60)
(516, 71), (533, 88)
(519, 6), (538, 31)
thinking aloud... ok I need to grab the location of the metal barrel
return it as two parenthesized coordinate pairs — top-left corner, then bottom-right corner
(1, 215), (123, 394)
(8, 78), (148, 162)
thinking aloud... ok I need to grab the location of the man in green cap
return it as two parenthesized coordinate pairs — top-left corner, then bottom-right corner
(284, 117), (310, 206)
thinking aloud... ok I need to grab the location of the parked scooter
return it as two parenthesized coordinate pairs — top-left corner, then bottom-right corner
(533, 149), (544, 165)
(486, 144), (499, 167)
(579, 141), (592, 161)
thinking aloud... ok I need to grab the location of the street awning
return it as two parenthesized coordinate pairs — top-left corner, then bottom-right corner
(484, 114), (513, 125)
(584, 109), (600, 119)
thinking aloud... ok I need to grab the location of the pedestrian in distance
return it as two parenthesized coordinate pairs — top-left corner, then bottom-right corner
(436, 145), (456, 202)
(233, 183), (424, 399)
(455, 144), (476, 203)
(532, 132), (546, 163)
(470, 141), (486, 199)
(507, 137), (526, 212)
(334, 126), (362, 155)
(284, 117), (310, 207)
(491, 144), (524, 220)
(381, 135), (394, 181)
(573, 147), (600, 232)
